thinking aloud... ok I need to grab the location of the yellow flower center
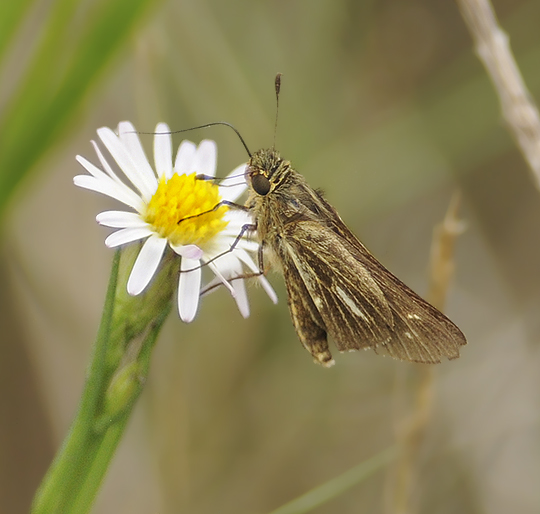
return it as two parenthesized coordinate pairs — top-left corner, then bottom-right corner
(143, 173), (228, 247)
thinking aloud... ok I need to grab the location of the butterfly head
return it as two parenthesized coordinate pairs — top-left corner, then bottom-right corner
(246, 148), (290, 196)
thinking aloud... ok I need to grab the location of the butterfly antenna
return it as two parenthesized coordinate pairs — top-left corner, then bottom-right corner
(145, 122), (252, 158)
(273, 73), (282, 151)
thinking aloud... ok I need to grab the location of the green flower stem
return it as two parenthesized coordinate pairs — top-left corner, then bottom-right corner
(31, 246), (177, 514)
(68, 418), (129, 514)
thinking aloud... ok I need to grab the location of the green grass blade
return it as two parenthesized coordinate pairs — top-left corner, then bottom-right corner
(266, 447), (396, 514)
(0, 0), (159, 217)
(0, 0), (35, 64)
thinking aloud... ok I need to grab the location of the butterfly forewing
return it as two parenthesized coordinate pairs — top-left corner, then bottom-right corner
(311, 193), (466, 363)
(281, 220), (464, 364)
(245, 148), (467, 366)
(282, 222), (394, 337)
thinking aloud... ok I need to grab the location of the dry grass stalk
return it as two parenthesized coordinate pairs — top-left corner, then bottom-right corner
(387, 192), (465, 514)
(457, 0), (540, 188)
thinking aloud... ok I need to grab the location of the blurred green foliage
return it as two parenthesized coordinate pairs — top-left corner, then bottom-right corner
(0, 0), (161, 216)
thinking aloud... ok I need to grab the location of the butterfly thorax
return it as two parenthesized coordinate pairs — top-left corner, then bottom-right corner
(245, 149), (336, 259)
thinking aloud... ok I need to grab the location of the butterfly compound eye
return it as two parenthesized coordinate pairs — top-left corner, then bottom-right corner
(251, 173), (271, 196)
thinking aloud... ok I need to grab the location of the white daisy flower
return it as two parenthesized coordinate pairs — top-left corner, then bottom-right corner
(74, 121), (277, 322)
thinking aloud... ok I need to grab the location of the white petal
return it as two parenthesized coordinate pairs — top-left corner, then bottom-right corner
(178, 258), (201, 322)
(73, 174), (144, 212)
(98, 125), (156, 201)
(219, 163), (248, 202)
(104, 227), (153, 248)
(171, 244), (204, 260)
(90, 140), (123, 184)
(203, 232), (256, 267)
(174, 140), (196, 175)
(217, 233), (256, 253)
(232, 275), (250, 318)
(200, 275), (221, 297)
(75, 154), (111, 181)
(216, 232), (253, 250)
(118, 122), (159, 194)
(96, 211), (148, 228)
(214, 215), (254, 246)
(127, 236), (167, 295)
(226, 236), (259, 253)
(194, 140), (217, 177)
(154, 123), (173, 179)
(222, 209), (253, 232)
(233, 249), (276, 303)
(73, 174), (112, 194)
(258, 275), (278, 304)
(207, 261), (235, 296)
(75, 154), (144, 212)
(233, 248), (260, 273)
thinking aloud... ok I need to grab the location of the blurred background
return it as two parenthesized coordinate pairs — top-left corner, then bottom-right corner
(1, 0), (540, 512)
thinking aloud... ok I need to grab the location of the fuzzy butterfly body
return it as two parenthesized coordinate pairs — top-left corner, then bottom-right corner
(245, 148), (466, 367)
